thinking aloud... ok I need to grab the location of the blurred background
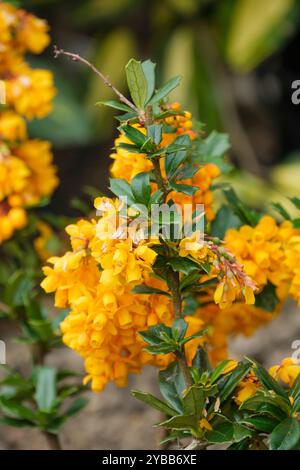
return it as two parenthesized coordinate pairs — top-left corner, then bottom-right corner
(19, 0), (300, 215)
(2, 0), (300, 450)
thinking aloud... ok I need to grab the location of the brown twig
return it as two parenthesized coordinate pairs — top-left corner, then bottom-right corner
(44, 432), (62, 451)
(53, 46), (139, 114)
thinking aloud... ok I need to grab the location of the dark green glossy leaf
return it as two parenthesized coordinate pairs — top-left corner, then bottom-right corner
(219, 363), (251, 402)
(159, 362), (185, 414)
(149, 76), (182, 105)
(251, 362), (288, 399)
(109, 178), (135, 205)
(131, 172), (151, 205)
(120, 124), (147, 147)
(269, 418), (300, 450)
(142, 60), (156, 103)
(254, 283), (279, 312)
(95, 100), (132, 112)
(125, 58), (147, 110)
(132, 284), (170, 296)
(131, 390), (177, 416)
(168, 257), (200, 276)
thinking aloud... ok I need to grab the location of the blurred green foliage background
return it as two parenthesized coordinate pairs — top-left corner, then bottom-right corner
(12, 0), (300, 212)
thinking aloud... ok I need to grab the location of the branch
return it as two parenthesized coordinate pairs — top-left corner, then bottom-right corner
(152, 159), (194, 389)
(53, 46), (138, 114)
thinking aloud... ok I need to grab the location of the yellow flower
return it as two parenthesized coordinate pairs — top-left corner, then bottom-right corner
(5, 67), (56, 119)
(0, 154), (30, 201)
(235, 371), (260, 405)
(222, 360), (238, 375)
(16, 11), (50, 54)
(0, 111), (27, 141)
(225, 216), (300, 307)
(0, 202), (27, 243)
(269, 357), (300, 387)
(14, 139), (58, 205)
(0, 3), (50, 54)
(199, 418), (212, 431)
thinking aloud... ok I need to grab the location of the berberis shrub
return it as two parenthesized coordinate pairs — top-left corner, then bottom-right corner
(2, 2), (300, 451)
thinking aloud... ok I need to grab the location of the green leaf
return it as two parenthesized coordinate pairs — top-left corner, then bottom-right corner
(292, 218), (300, 229)
(181, 328), (207, 346)
(206, 422), (252, 444)
(198, 131), (230, 159)
(149, 75), (182, 105)
(289, 197), (300, 210)
(139, 324), (173, 346)
(35, 367), (57, 413)
(125, 58), (148, 110)
(172, 319), (188, 341)
(174, 164), (199, 181)
(192, 347), (212, 374)
(109, 178), (135, 205)
(0, 416), (35, 428)
(254, 283), (279, 312)
(0, 398), (36, 422)
(131, 172), (151, 205)
(290, 373), (300, 411)
(269, 418), (300, 450)
(211, 205), (241, 239)
(115, 142), (140, 153)
(120, 124), (147, 147)
(182, 386), (205, 417)
(131, 390), (177, 416)
(95, 100), (132, 112)
(219, 363), (251, 402)
(144, 344), (177, 355)
(210, 360), (233, 384)
(251, 361), (288, 399)
(157, 414), (199, 434)
(150, 189), (163, 204)
(159, 362), (185, 414)
(142, 60), (156, 103)
(271, 202), (291, 220)
(223, 188), (260, 226)
(241, 415), (278, 433)
(147, 124), (162, 145)
(169, 182), (199, 196)
(164, 135), (189, 179)
(241, 395), (288, 421)
(64, 397), (88, 418)
(168, 257), (200, 276)
(227, 438), (250, 450)
(132, 284), (170, 296)
(4, 271), (35, 307)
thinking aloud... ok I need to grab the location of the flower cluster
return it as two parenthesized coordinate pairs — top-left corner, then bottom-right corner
(225, 215), (300, 306)
(0, 4), (57, 243)
(41, 198), (209, 391)
(179, 233), (256, 309)
(0, 3), (55, 118)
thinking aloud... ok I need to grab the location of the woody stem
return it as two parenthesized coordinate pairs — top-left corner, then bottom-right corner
(53, 46), (138, 114)
(152, 157), (193, 389)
